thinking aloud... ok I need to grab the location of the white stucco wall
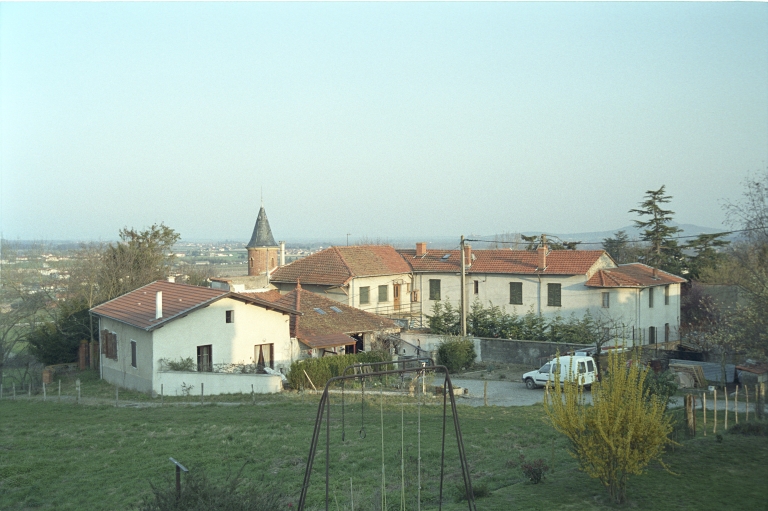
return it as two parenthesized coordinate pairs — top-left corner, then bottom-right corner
(155, 370), (282, 396)
(153, 297), (294, 379)
(412, 272), (682, 346)
(347, 273), (414, 315)
(99, 317), (155, 393)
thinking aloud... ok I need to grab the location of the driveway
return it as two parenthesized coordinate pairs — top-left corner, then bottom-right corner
(451, 378), (594, 407)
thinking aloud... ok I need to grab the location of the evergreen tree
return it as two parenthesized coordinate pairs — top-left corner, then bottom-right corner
(629, 186), (683, 273)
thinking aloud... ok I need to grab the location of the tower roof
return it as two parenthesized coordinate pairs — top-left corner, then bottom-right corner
(246, 206), (278, 248)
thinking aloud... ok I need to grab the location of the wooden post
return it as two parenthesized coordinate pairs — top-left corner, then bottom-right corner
(201, 382), (204, 405)
(115, 386), (119, 407)
(713, 389), (717, 434)
(735, 386), (739, 424)
(303, 370), (317, 391)
(725, 389), (729, 430)
(483, 381), (488, 407)
(13, 382), (16, 400)
(161, 384), (164, 406)
(58, 380), (61, 402)
(703, 392), (706, 436)
(43, 382), (46, 402)
(76, 378), (81, 404)
(28, 383), (31, 398)
(251, 384), (255, 405)
(745, 385), (749, 422)
(1, 383), (3, 400)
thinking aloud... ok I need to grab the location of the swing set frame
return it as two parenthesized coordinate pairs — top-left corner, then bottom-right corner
(297, 358), (477, 511)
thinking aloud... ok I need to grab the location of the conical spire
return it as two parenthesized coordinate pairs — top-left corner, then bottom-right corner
(246, 206), (277, 248)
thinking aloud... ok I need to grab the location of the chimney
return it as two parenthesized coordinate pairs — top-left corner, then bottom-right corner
(537, 245), (547, 270)
(155, 291), (162, 319)
(463, 244), (472, 267)
(652, 267), (659, 279)
(416, 242), (426, 257)
(279, 241), (286, 267)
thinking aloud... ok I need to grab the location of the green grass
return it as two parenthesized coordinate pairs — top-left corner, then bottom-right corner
(1, 375), (767, 510)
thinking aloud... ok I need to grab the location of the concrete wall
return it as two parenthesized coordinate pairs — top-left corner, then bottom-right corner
(99, 318), (154, 393)
(400, 332), (590, 368)
(155, 370), (282, 396)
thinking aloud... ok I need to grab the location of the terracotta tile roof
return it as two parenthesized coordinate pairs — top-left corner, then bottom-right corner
(300, 333), (358, 350)
(399, 249), (606, 275)
(270, 245), (411, 286)
(239, 289), (283, 302)
(90, 281), (296, 331)
(585, 263), (686, 288)
(269, 286), (399, 344)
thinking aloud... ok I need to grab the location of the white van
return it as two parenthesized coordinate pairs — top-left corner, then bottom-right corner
(523, 355), (597, 390)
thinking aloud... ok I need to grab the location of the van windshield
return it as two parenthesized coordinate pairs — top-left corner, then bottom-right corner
(539, 363), (551, 373)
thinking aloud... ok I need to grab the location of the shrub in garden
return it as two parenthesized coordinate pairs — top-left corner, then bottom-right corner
(519, 455), (549, 484)
(545, 349), (675, 504)
(286, 350), (390, 390)
(436, 336), (476, 373)
(140, 464), (286, 511)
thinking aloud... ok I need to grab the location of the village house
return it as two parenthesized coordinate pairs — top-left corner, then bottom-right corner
(90, 280), (299, 396)
(261, 282), (401, 357)
(399, 242), (685, 345)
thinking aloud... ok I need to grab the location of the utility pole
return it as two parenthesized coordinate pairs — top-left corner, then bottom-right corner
(460, 235), (467, 337)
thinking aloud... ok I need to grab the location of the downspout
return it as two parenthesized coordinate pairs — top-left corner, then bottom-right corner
(537, 274), (542, 316)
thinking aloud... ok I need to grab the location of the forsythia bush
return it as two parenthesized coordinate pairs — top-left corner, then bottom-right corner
(545, 350), (675, 504)
(287, 350), (391, 390)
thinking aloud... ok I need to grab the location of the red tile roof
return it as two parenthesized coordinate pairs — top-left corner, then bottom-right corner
(90, 281), (297, 331)
(270, 245), (412, 286)
(585, 263), (686, 288)
(263, 286), (399, 347)
(399, 249), (607, 275)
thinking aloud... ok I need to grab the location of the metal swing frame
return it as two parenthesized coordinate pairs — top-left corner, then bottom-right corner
(297, 358), (477, 511)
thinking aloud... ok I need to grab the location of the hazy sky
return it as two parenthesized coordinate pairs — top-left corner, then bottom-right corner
(1, 2), (766, 243)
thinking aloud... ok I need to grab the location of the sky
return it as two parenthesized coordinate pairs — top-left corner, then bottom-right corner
(1, 2), (766, 244)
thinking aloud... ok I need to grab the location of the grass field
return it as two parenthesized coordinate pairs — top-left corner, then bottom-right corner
(1, 371), (767, 510)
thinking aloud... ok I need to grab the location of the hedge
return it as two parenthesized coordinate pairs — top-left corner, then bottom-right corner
(287, 350), (391, 390)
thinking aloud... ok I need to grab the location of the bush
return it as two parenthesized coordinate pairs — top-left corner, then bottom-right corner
(286, 350), (390, 390)
(158, 357), (196, 372)
(729, 421), (768, 436)
(139, 463), (286, 511)
(519, 455), (549, 484)
(437, 337), (476, 373)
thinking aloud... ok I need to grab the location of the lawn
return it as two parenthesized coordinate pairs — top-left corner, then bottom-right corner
(0, 372), (766, 510)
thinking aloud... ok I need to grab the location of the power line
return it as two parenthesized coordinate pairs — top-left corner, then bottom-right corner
(465, 226), (762, 247)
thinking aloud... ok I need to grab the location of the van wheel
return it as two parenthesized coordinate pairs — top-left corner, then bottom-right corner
(525, 378), (536, 390)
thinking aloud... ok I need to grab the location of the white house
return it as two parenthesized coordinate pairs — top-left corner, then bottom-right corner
(90, 280), (299, 396)
(399, 242), (685, 346)
(270, 245), (415, 318)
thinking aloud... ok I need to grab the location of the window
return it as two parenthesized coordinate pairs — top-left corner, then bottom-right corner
(664, 285), (670, 305)
(254, 344), (274, 370)
(101, 330), (118, 360)
(665, 323), (670, 343)
(632, 327), (636, 341)
(509, 282), (523, 305)
(547, 283), (561, 307)
(197, 345), (212, 372)
(330, 306), (342, 313)
(602, 292), (610, 308)
(648, 326), (656, 345)
(649, 288), (654, 308)
(587, 360), (594, 372)
(378, 285), (388, 302)
(226, 310), (234, 323)
(130, 340), (137, 368)
(473, 280), (479, 294)
(360, 286), (370, 305)
(429, 279), (441, 301)
(313, 308), (326, 314)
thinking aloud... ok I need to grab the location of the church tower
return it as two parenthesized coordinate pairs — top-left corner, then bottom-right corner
(246, 206), (279, 277)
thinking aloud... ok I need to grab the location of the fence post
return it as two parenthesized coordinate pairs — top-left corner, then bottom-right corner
(1, 383), (3, 400)
(43, 382), (46, 402)
(483, 381), (488, 407)
(76, 379), (81, 405)
(713, 389), (717, 434)
(13, 382), (16, 400)
(251, 384), (254, 405)
(58, 380), (61, 402)
(735, 386), (739, 424)
(702, 392), (707, 436)
(115, 386), (119, 407)
(745, 385), (749, 422)
(725, 389), (729, 430)
(201, 382), (204, 405)
(161, 384), (164, 406)
(28, 382), (31, 398)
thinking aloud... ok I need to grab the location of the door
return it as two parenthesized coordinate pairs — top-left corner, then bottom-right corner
(393, 283), (401, 311)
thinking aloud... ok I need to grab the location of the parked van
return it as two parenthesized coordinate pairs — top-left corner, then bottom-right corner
(523, 355), (597, 390)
